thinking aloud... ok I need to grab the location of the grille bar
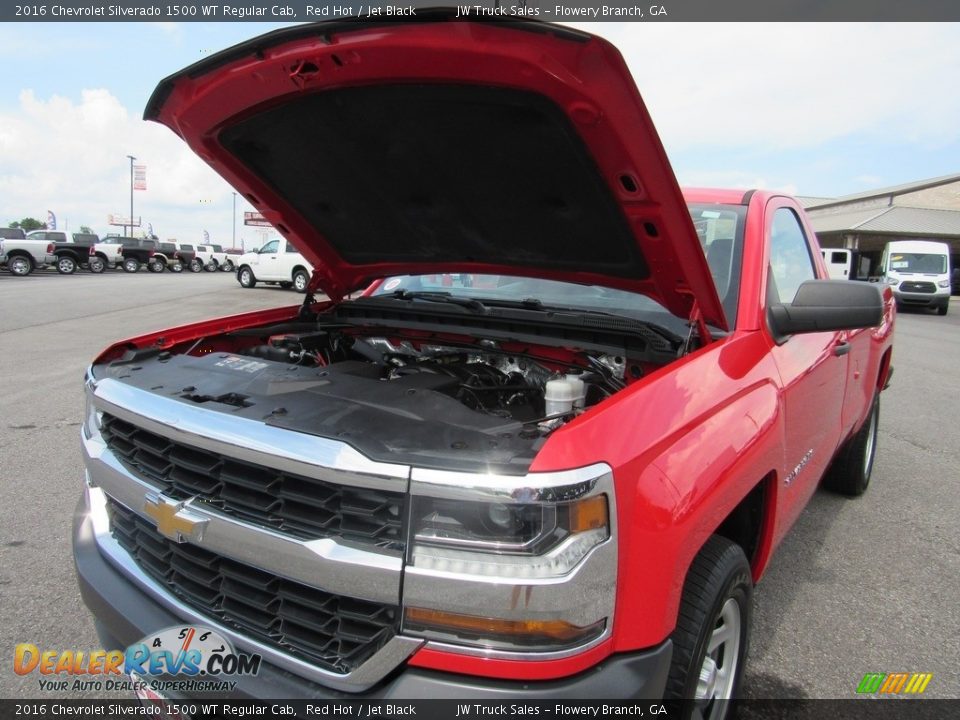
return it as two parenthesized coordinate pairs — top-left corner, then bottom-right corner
(899, 281), (936, 294)
(100, 413), (404, 549)
(108, 499), (399, 675)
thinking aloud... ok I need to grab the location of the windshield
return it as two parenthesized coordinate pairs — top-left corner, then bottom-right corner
(367, 203), (745, 331)
(889, 252), (947, 274)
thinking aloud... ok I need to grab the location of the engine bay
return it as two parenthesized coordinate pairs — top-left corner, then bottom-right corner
(95, 313), (675, 473)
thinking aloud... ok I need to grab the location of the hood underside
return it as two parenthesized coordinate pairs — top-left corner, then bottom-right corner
(145, 13), (727, 330)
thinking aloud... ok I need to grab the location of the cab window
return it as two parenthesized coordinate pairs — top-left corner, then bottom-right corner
(767, 208), (816, 305)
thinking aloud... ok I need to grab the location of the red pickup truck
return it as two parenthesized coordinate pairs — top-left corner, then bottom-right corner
(73, 16), (894, 714)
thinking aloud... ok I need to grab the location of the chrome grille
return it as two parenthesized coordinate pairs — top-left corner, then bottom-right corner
(107, 499), (399, 675)
(100, 413), (405, 549)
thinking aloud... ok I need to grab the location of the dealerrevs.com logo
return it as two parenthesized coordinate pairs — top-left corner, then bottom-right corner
(15, 625), (261, 694)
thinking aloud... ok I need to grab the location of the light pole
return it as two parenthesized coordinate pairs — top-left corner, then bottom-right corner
(232, 192), (238, 249)
(127, 155), (136, 237)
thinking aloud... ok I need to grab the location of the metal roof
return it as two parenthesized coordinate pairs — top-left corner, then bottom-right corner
(796, 196), (834, 208)
(810, 205), (960, 237)
(805, 172), (960, 210)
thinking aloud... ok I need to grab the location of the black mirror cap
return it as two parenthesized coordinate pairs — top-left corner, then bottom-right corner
(769, 279), (884, 343)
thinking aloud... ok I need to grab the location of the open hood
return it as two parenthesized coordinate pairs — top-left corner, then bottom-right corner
(146, 13), (727, 330)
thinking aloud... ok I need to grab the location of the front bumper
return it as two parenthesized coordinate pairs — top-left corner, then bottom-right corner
(73, 492), (671, 700)
(892, 289), (949, 308)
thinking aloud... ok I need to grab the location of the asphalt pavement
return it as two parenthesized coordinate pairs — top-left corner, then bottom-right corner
(0, 271), (956, 700)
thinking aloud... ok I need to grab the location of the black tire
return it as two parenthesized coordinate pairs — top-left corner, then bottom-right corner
(823, 394), (879, 497)
(222, 260), (234, 272)
(122, 258), (140, 273)
(170, 262), (183, 273)
(665, 536), (752, 720)
(937, 303), (948, 316)
(148, 260), (165, 273)
(8, 255), (33, 276)
(238, 266), (257, 288)
(204, 260), (217, 272)
(292, 268), (309, 293)
(190, 259), (203, 273)
(88, 256), (106, 273)
(56, 256), (78, 274)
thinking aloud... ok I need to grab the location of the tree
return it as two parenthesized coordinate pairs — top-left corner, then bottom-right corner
(9, 217), (45, 231)
(79, 225), (94, 234)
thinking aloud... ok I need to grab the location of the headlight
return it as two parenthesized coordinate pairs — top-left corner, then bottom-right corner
(410, 492), (608, 578)
(887, 277), (900, 286)
(403, 465), (616, 653)
(938, 279), (950, 288)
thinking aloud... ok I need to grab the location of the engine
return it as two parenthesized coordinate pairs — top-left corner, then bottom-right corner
(235, 329), (620, 433)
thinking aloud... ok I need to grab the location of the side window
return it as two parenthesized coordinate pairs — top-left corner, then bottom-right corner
(285, 241), (299, 253)
(767, 208), (816, 305)
(260, 240), (279, 254)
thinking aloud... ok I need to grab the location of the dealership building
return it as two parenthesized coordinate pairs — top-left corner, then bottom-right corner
(800, 173), (960, 278)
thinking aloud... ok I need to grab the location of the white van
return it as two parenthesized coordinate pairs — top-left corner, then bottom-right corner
(881, 240), (951, 315)
(820, 248), (862, 280)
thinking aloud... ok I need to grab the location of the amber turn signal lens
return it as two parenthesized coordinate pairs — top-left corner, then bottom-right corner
(568, 494), (608, 533)
(405, 607), (603, 644)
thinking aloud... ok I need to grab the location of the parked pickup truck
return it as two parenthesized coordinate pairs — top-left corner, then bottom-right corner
(235, 237), (314, 292)
(49, 233), (122, 274)
(0, 231), (56, 276)
(74, 18), (895, 713)
(114, 238), (158, 273)
(147, 241), (184, 273)
(209, 244), (236, 272)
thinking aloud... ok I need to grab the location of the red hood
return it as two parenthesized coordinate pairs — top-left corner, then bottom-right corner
(145, 15), (726, 330)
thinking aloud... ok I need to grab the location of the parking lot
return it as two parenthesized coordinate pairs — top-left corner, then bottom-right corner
(0, 273), (957, 699)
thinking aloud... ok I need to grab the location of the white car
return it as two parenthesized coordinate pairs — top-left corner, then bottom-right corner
(235, 238), (314, 292)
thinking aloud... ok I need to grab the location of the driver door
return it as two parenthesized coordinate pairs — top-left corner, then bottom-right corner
(253, 239), (281, 279)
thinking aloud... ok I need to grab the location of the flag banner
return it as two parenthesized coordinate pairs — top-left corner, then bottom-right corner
(133, 164), (147, 191)
(46, 210), (56, 230)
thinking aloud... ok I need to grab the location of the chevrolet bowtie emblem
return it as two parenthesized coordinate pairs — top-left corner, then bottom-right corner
(143, 494), (208, 543)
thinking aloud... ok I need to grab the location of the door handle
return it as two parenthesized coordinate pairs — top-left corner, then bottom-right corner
(833, 342), (851, 357)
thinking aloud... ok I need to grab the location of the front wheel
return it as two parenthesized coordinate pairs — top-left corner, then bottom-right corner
(88, 256), (106, 273)
(823, 394), (879, 496)
(292, 269), (309, 293)
(937, 303), (948, 316)
(238, 266), (257, 288)
(122, 258), (140, 273)
(665, 536), (752, 720)
(8, 255), (33, 276)
(204, 260), (217, 272)
(222, 260), (234, 272)
(148, 261), (165, 273)
(170, 262), (183, 273)
(57, 256), (78, 274)
(189, 259), (203, 273)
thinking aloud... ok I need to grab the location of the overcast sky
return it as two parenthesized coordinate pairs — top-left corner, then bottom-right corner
(1, 21), (958, 244)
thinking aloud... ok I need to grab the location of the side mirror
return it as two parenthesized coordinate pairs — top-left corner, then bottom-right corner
(251, 247), (260, 254)
(769, 279), (883, 343)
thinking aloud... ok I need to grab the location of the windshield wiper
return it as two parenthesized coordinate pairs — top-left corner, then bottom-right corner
(390, 290), (487, 312)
